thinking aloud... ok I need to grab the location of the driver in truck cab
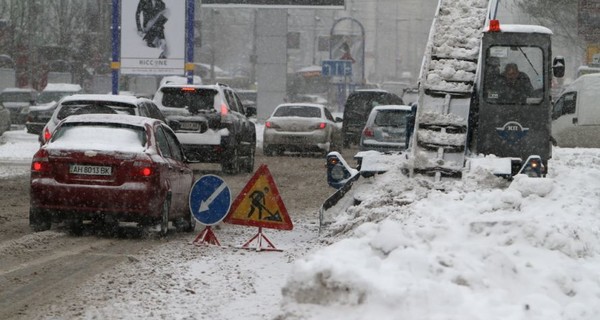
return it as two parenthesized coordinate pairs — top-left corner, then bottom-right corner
(500, 63), (533, 103)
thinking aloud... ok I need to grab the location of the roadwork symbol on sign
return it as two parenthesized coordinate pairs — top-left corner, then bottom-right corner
(224, 164), (293, 230)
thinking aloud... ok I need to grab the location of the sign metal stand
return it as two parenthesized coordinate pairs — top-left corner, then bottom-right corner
(192, 226), (221, 246)
(240, 227), (281, 252)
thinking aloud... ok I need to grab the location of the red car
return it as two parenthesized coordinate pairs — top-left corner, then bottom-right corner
(30, 114), (195, 236)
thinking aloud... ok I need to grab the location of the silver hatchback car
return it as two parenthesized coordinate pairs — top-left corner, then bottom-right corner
(263, 103), (343, 156)
(359, 105), (413, 152)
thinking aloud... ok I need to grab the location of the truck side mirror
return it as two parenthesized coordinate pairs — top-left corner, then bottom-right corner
(553, 56), (565, 78)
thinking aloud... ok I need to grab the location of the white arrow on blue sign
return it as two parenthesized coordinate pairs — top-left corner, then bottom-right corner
(189, 174), (232, 226)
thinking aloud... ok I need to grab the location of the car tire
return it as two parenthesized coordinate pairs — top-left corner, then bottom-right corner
(29, 208), (51, 232)
(263, 145), (273, 156)
(160, 196), (170, 237)
(242, 143), (256, 173)
(183, 210), (196, 233)
(222, 144), (240, 175)
(69, 219), (84, 236)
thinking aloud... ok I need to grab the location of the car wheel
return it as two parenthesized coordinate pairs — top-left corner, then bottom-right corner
(69, 219), (84, 236)
(263, 144), (272, 156)
(160, 197), (170, 237)
(29, 208), (51, 232)
(222, 145), (240, 175)
(343, 136), (351, 148)
(183, 210), (196, 233)
(243, 143), (256, 173)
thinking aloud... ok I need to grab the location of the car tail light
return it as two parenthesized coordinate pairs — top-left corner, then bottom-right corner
(31, 149), (50, 173)
(220, 103), (228, 116)
(315, 122), (327, 130)
(132, 159), (155, 177)
(43, 127), (52, 143)
(265, 121), (280, 129)
(363, 127), (374, 137)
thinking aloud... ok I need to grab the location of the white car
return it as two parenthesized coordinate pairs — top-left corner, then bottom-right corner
(40, 94), (166, 144)
(359, 104), (413, 152)
(263, 103), (343, 156)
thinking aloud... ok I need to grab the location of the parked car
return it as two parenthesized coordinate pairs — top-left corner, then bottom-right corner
(0, 101), (11, 136)
(0, 87), (38, 125)
(40, 94), (166, 144)
(263, 103), (343, 156)
(29, 114), (195, 235)
(552, 73), (600, 147)
(153, 82), (256, 174)
(359, 105), (413, 152)
(26, 83), (82, 135)
(342, 89), (404, 147)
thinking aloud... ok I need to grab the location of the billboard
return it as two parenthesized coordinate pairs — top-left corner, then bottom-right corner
(120, 0), (186, 75)
(202, 0), (345, 9)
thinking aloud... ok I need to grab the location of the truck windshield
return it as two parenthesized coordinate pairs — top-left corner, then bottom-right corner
(483, 46), (544, 105)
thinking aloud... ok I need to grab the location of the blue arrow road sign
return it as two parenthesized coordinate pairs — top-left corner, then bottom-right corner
(189, 174), (232, 226)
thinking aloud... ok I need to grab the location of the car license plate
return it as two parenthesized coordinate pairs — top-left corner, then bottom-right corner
(69, 164), (112, 176)
(180, 122), (200, 130)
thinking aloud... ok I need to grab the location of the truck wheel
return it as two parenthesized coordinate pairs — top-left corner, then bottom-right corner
(30, 208), (51, 232)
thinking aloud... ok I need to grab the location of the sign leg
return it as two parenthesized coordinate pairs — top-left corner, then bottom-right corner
(240, 227), (282, 252)
(192, 226), (221, 246)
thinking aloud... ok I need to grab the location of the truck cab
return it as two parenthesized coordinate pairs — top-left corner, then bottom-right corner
(470, 21), (564, 175)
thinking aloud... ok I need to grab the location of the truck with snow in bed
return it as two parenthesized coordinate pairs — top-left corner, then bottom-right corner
(322, 0), (565, 226)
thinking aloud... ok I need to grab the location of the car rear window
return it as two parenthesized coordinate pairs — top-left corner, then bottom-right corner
(1, 92), (34, 102)
(160, 87), (217, 112)
(49, 123), (146, 153)
(57, 101), (137, 120)
(374, 110), (410, 127)
(273, 105), (321, 118)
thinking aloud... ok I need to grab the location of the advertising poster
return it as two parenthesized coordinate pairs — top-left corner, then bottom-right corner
(121, 0), (186, 75)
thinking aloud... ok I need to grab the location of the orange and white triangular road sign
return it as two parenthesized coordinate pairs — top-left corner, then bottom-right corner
(224, 164), (293, 230)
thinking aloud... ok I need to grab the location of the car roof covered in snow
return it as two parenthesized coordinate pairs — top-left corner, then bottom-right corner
(60, 113), (157, 127)
(42, 83), (82, 92)
(60, 94), (150, 105)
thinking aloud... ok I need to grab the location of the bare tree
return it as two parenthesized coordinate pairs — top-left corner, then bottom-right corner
(514, 0), (582, 47)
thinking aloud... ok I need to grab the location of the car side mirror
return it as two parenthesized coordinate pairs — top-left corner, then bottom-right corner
(553, 56), (565, 78)
(245, 106), (257, 117)
(335, 117), (343, 122)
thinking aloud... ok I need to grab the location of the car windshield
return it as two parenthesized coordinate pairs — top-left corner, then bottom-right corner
(374, 109), (410, 127)
(37, 91), (75, 104)
(57, 102), (136, 120)
(160, 87), (216, 112)
(273, 105), (321, 118)
(49, 123), (146, 153)
(1, 92), (33, 102)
